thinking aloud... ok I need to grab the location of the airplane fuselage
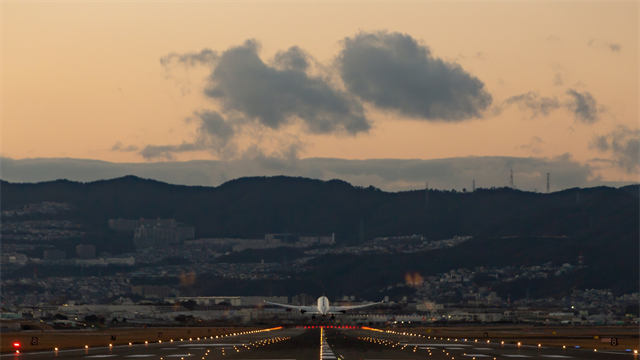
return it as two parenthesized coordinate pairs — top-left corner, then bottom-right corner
(317, 296), (330, 315)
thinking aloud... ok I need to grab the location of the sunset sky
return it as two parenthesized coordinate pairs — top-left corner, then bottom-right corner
(2, 1), (638, 191)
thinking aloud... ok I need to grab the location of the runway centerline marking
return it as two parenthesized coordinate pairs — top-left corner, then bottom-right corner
(402, 343), (471, 347)
(164, 355), (194, 358)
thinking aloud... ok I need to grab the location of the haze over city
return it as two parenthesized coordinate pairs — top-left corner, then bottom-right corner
(2, 1), (638, 191)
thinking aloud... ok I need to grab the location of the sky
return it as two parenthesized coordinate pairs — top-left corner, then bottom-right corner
(2, 1), (638, 191)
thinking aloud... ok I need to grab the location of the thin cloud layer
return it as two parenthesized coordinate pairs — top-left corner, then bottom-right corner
(337, 31), (493, 121)
(2, 155), (630, 193)
(589, 125), (640, 173)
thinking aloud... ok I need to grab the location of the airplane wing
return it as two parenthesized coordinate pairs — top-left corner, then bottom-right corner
(329, 301), (384, 312)
(262, 300), (319, 313)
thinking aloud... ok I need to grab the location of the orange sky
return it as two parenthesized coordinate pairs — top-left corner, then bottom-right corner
(2, 1), (638, 182)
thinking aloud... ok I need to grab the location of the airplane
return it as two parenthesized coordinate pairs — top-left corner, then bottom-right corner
(263, 296), (384, 319)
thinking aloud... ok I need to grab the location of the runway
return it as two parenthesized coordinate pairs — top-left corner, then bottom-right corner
(2, 327), (636, 360)
(326, 327), (637, 360)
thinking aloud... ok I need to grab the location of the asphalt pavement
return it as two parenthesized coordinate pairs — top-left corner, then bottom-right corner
(1, 327), (636, 360)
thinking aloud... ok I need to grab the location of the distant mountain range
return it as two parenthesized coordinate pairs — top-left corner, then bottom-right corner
(2, 176), (638, 299)
(2, 175), (638, 242)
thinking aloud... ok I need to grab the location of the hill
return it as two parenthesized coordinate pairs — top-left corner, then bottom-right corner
(1, 176), (638, 299)
(2, 175), (637, 242)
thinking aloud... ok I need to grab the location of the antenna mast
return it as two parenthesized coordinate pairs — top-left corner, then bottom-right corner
(510, 168), (514, 188)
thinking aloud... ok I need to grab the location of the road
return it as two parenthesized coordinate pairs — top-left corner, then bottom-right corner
(2, 327), (636, 360)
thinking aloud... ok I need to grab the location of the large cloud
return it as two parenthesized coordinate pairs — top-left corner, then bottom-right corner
(3, 155), (632, 192)
(149, 40), (372, 160)
(589, 125), (640, 173)
(204, 40), (370, 135)
(336, 31), (493, 121)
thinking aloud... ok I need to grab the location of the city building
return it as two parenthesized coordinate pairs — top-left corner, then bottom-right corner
(44, 249), (66, 261)
(76, 244), (96, 259)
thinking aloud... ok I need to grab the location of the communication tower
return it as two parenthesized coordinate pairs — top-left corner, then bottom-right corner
(425, 182), (429, 208)
(546, 173), (550, 193)
(472, 179), (476, 192)
(510, 169), (514, 188)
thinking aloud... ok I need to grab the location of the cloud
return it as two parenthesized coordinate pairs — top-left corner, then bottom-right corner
(203, 40), (370, 136)
(589, 125), (640, 173)
(336, 31), (493, 121)
(501, 89), (603, 123)
(504, 92), (561, 118)
(139, 110), (237, 160)
(565, 89), (601, 123)
(160, 48), (219, 68)
(272, 46), (311, 72)
(139, 142), (200, 161)
(111, 142), (139, 152)
(517, 136), (544, 154)
(587, 39), (622, 53)
(3, 155), (632, 193)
